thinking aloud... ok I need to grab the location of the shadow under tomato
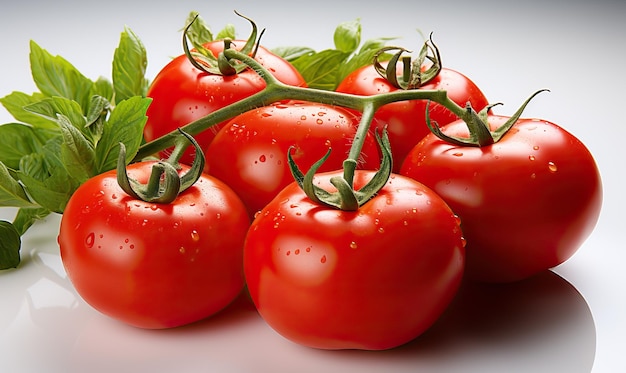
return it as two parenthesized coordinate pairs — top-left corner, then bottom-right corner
(331, 269), (597, 373)
(63, 270), (595, 373)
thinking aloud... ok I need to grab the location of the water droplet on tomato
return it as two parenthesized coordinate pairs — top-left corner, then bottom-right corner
(378, 227), (385, 234)
(261, 113), (272, 117)
(529, 155), (536, 161)
(179, 247), (186, 254)
(306, 247), (311, 252)
(316, 118), (323, 125)
(286, 250), (291, 256)
(300, 115), (307, 121)
(533, 145), (540, 150)
(320, 255), (327, 263)
(85, 233), (95, 248)
(191, 230), (200, 242)
(548, 162), (558, 172)
(461, 237), (467, 248)
(452, 152), (463, 157)
(259, 155), (266, 162)
(350, 241), (358, 249)
(295, 249), (300, 255)
(530, 173), (537, 179)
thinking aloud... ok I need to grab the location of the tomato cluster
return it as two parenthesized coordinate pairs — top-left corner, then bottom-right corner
(58, 23), (602, 351)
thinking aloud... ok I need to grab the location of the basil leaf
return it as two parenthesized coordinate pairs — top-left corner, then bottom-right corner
(215, 24), (236, 41)
(17, 170), (77, 213)
(58, 115), (96, 183)
(113, 27), (149, 102)
(0, 91), (58, 129)
(13, 207), (50, 236)
(29, 40), (94, 111)
(185, 11), (214, 44)
(334, 18), (361, 54)
(24, 96), (87, 131)
(95, 96), (151, 173)
(291, 49), (350, 90)
(0, 221), (21, 270)
(0, 161), (36, 208)
(271, 46), (315, 62)
(0, 123), (52, 170)
(92, 76), (114, 102)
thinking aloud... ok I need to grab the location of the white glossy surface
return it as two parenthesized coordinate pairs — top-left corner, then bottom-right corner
(1, 1), (624, 372)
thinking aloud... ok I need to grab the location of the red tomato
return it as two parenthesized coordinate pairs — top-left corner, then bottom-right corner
(244, 170), (465, 350)
(400, 115), (603, 283)
(205, 101), (381, 217)
(58, 161), (250, 328)
(143, 40), (306, 164)
(336, 65), (490, 172)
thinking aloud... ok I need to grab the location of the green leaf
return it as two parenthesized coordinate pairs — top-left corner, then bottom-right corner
(92, 76), (114, 102)
(334, 18), (361, 54)
(58, 115), (96, 183)
(24, 96), (87, 131)
(0, 123), (53, 169)
(0, 161), (36, 208)
(291, 49), (350, 90)
(29, 40), (94, 110)
(17, 170), (77, 213)
(0, 220), (21, 270)
(95, 96), (151, 173)
(271, 46), (315, 62)
(215, 24), (236, 41)
(0, 91), (58, 129)
(113, 27), (148, 102)
(185, 11), (214, 44)
(13, 207), (50, 236)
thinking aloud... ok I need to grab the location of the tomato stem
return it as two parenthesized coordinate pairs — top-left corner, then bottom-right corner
(120, 129), (205, 204)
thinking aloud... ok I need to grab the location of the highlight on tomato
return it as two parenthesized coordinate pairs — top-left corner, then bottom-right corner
(58, 132), (250, 328)
(400, 93), (602, 283)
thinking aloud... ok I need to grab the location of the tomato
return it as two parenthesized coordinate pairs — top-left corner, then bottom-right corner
(244, 170), (465, 350)
(400, 115), (603, 283)
(58, 161), (250, 328)
(336, 64), (490, 172)
(205, 101), (381, 217)
(143, 40), (306, 164)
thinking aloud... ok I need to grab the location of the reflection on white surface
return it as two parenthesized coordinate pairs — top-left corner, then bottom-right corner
(0, 215), (595, 373)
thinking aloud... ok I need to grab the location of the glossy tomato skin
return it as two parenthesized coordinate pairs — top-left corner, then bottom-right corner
(244, 170), (465, 350)
(336, 65), (490, 172)
(58, 162), (250, 329)
(205, 101), (381, 217)
(400, 116), (603, 283)
(143, 40), (306, 164)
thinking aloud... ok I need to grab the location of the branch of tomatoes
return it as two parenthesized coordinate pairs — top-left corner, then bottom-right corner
(134, 44), (541, 211)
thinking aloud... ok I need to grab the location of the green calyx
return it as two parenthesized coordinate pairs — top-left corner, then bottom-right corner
(374, 33), (442, 90)
(183, 10), (264, 76)
(426, 89), (550, 147)
(288, 128), (393, 211)
(117, 129), (205, 204)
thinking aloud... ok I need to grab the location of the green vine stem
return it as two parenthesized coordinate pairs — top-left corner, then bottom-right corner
(134, 47), (540, 210)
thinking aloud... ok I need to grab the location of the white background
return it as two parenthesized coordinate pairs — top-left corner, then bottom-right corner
(0, 1), (624, 372)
